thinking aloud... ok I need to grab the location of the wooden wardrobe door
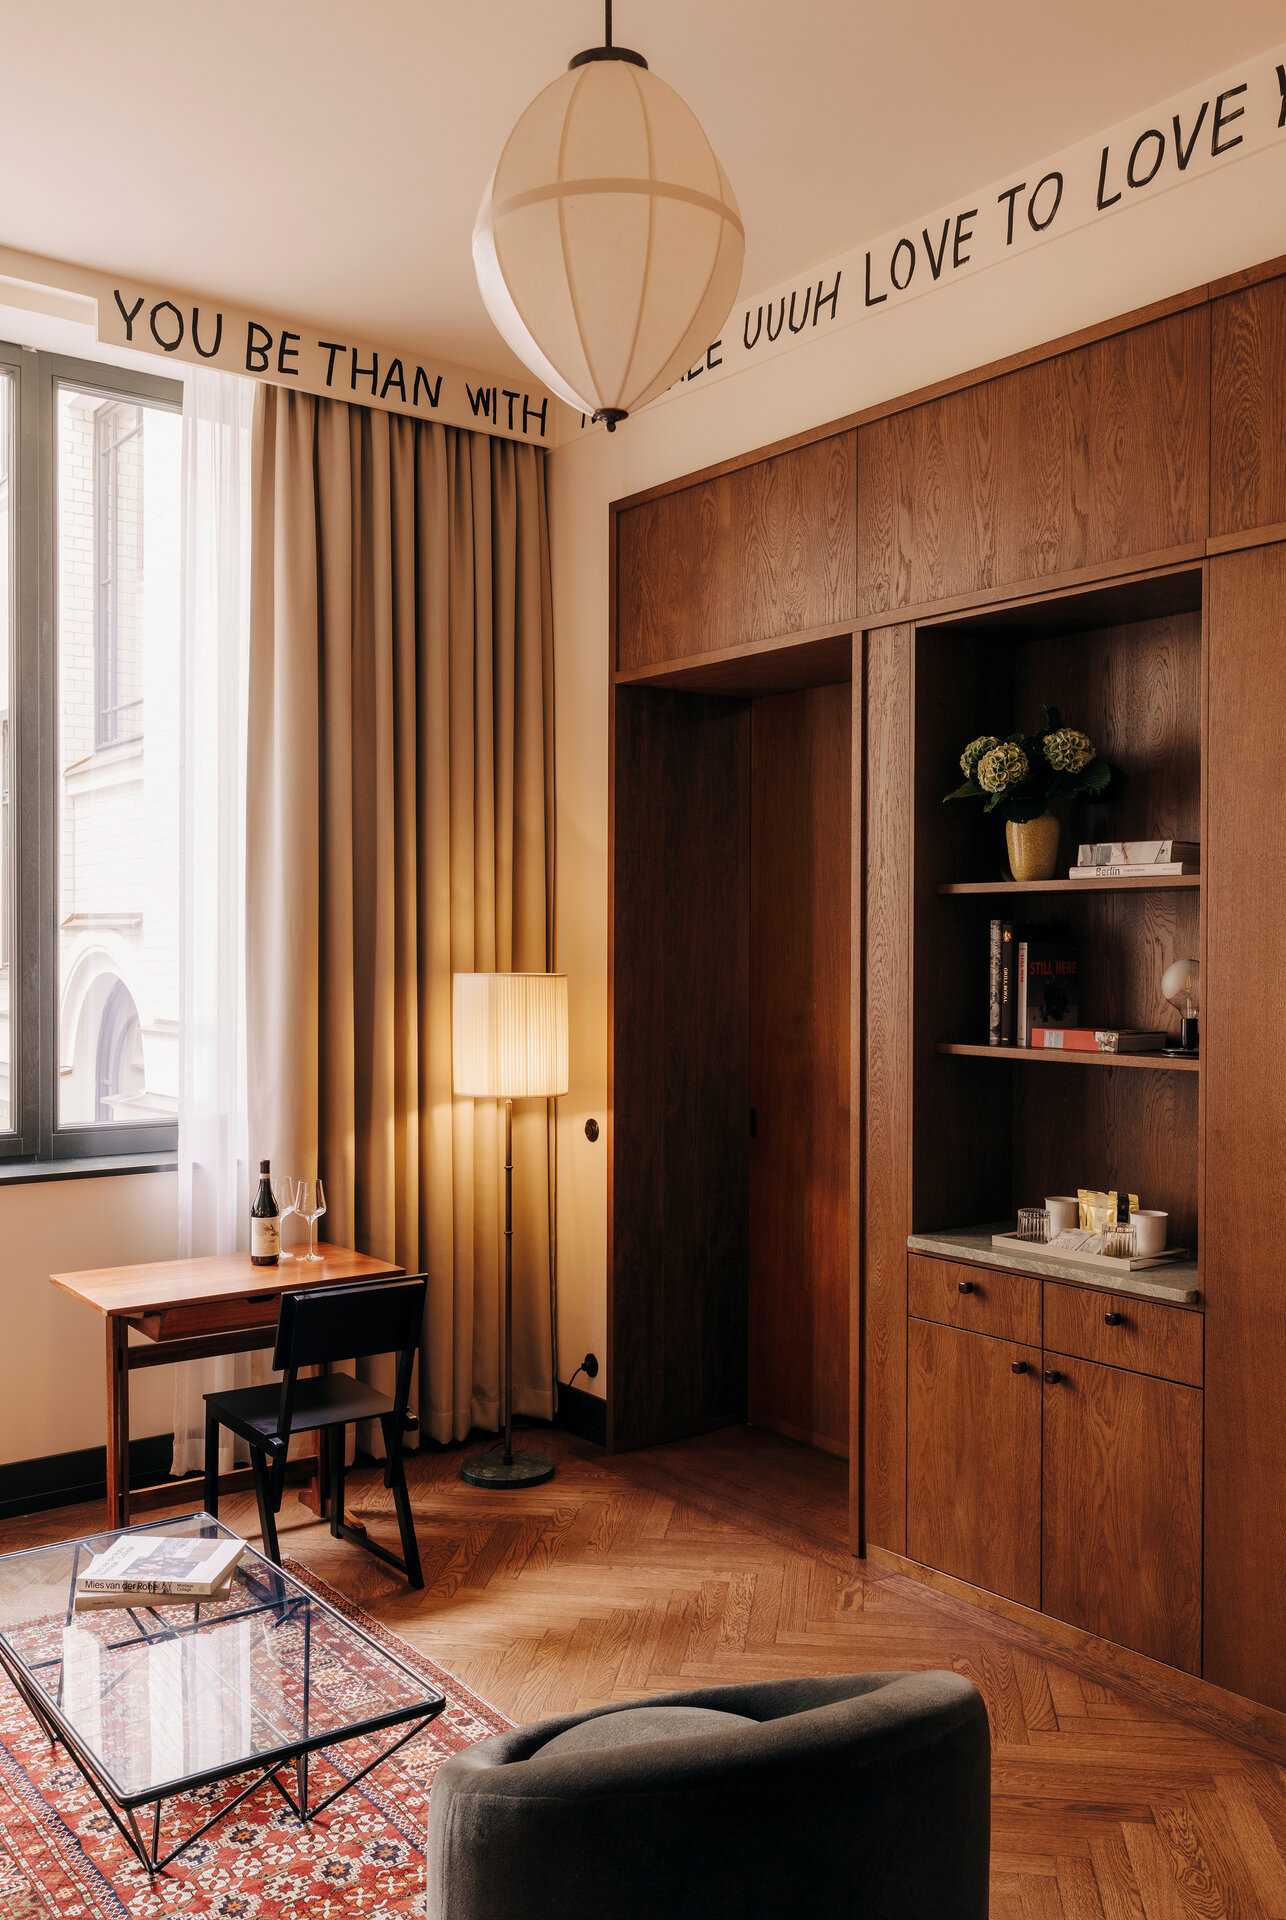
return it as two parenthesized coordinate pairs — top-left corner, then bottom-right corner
(1042, 1353), (1202, 1674)
(1204, 543), (1286, 1704)
(748, 684), (851, 1455)
(907, 1318), (1041, 1607)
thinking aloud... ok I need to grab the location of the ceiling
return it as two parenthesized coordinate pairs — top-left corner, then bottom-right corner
(4, 3), (1281, 377)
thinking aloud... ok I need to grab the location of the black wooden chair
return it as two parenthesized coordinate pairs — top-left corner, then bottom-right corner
(203, 1277), (427, 1587)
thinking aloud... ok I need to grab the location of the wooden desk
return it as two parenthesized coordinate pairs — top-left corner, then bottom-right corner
(51, 1244), (403, 1527)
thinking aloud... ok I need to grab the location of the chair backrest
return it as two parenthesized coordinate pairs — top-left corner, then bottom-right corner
(273, 1277), (427, 1373)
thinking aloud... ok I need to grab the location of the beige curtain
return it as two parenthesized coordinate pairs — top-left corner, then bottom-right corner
(246, 386), (556, 1443)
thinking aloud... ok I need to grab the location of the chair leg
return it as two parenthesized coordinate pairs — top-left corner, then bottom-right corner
(329, 1426), (345, 1540)
(249, 1449), (281, 1565)
(203, 1413), (221, 1518)
(383, 1414), (423, 1588)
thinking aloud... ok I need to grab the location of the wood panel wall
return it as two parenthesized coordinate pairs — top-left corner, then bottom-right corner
(615, 433), (857, 671)
(856, 308), (1209, 617)
(1203, 543), (1286, 1707)
(610, 687), (751, 1451)
(861, 626), (912, 1552)
(748, 685), (852, 1457)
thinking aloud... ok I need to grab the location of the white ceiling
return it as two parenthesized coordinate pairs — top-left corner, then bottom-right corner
(4, 3), (1281, 376)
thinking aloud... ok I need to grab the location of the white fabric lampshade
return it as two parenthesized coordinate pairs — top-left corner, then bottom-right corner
(453, 973), (569, 1098)
(473, 58), (744, 423)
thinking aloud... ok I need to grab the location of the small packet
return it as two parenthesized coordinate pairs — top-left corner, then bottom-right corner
(1078, 1188), (1140, 1230)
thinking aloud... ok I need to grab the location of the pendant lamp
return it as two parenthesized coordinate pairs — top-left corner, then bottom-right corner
(473, 1), (744, 431)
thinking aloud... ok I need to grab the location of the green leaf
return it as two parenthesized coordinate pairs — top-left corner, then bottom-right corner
(1078, 759), (1111, 793)
(942, 779), (980, 803)
(1043, 703), (1061, 732)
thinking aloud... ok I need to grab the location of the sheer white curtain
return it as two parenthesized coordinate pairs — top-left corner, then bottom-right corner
(171, 366), (256, 1477)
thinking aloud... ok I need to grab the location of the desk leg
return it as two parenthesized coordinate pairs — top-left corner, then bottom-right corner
(106, 1317), (130, 1528)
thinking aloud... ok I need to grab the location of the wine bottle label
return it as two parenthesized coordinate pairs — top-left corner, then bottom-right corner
(250, 1217), (280, 1260)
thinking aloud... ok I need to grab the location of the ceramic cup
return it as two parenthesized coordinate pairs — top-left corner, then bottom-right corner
(1132, 1210), (1168, 1256)
(1045, 1196), (1080, 1234)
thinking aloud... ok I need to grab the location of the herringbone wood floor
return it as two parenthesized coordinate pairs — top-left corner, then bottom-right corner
(4, 1424), (1286, 1916)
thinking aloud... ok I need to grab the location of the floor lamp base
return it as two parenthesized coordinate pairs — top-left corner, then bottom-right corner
(460, 1448), (556, 1489)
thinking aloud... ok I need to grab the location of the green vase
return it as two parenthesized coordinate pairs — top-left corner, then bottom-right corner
(1006, 812), (1060, 882)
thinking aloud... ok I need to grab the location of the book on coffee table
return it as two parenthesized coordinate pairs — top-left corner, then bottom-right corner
(75, 1533), (244, 1601)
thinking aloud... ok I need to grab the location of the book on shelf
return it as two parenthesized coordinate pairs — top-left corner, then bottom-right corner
(75, 1534), (244, 1599)
(1068, 861), (1199, 879)
(988, 920), (1002, 1044)
(1030, 1026), (1166, 1053)
(998, 921), (1015, 1045)
(1017, 938), (1078, 1046)
(1077, 840), (1199, 868)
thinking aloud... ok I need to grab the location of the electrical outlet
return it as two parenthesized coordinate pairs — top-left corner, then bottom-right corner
(582, 1352), (599, 1379)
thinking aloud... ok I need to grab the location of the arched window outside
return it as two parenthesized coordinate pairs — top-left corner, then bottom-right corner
(94, 977), (144, 1123)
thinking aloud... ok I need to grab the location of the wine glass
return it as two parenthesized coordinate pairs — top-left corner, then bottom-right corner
(296, 1178), (327, 1262)
(272, 1176), (300, 1260)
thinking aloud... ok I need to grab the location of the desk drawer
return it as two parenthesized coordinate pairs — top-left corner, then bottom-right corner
(1042, 1280), (1203, 1386)
(908, 1255), (1041, 1345)
(128, 1294), (283, 1343)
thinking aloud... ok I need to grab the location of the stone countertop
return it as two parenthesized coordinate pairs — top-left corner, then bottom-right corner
(907, 1225), (1201, 1306)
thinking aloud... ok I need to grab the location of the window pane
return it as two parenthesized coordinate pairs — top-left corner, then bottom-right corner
(57, 387), (180, 1127)
(0, 372), (12, 1131)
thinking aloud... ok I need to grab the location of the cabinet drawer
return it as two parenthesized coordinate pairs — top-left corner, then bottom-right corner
(1043, 1281), (1203, 1387)
(908, 1255), (1041, 1345)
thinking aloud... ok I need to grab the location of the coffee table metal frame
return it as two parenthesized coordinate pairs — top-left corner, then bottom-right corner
(0, 1512), (444, 1875)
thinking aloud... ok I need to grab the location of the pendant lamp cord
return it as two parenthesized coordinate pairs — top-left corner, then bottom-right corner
(605, 0), (612, 48)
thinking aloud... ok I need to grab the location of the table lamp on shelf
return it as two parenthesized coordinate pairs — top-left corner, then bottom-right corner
(453, 971), (569, 1489)
(1161, 956), (1200, 1058)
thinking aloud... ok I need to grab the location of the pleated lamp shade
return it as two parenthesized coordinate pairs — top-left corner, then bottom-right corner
(453, 973), (569, 1099)
(473, 57), (744, 426)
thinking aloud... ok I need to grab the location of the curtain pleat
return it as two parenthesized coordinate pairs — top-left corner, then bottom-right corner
(246, 389), (556, 1443)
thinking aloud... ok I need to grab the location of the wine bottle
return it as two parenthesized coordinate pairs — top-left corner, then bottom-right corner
(250, 1159), (280, 1267)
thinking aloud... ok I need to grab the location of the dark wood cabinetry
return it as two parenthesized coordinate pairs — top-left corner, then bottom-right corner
(1042, 1352), (1202, 1674)
(907, 1317), (1041, 1607)
(906, 1259), (1204, 1671)
(610, 255), (1286, 1723)
(615, 433), (857, 672)
(857, 308), (1208, 618)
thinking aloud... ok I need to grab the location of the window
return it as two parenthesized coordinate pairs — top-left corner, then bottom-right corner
(0, 340), (181, 1161)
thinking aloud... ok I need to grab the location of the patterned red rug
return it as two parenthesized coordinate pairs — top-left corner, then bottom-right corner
(0, 1560), (510, 1918)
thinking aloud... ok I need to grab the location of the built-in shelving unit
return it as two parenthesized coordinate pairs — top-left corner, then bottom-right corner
(912, 565), (1203, 1259)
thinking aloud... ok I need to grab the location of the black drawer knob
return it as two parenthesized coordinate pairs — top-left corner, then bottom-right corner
(957, 1280), (975, 1295)
(1044, 1368), (1063, 1385)
(1011, 1360), (1029, 1376)
(1104, 1311), (1124, 1326)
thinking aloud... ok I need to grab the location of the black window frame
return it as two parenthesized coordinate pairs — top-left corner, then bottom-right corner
(0, 337), (182, 1164)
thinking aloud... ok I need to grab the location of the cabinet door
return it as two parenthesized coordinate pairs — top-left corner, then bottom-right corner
(1042, 1352), (1202, 1674)
(907, 1318), (1041, 1607)
(857, 306), (1208, 616)
(1211, 276), (1286, 537)
(615, 433), (857, 672)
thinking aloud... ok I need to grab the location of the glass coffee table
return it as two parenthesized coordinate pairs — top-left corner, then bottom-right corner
(0, 1511), (444, 1873)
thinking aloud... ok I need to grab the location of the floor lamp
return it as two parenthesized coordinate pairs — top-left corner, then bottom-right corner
(453, 971), (568, 1489)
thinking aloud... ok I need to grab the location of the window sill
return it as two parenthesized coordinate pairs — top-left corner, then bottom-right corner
(0, 1153), (177, 1187)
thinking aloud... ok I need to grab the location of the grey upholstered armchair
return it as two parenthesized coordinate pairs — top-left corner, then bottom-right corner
(426, 1670), (990, 1919)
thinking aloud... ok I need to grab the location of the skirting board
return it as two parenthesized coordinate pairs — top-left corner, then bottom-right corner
(0, 1434), (178, 1521)
(553, 1381), (606, 1447)
(866, 1545), (1286, 1766)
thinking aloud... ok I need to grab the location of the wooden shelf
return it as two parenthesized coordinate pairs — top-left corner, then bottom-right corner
(937, 875), (1200, 895)
(937, 1041), (1200, 1072)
